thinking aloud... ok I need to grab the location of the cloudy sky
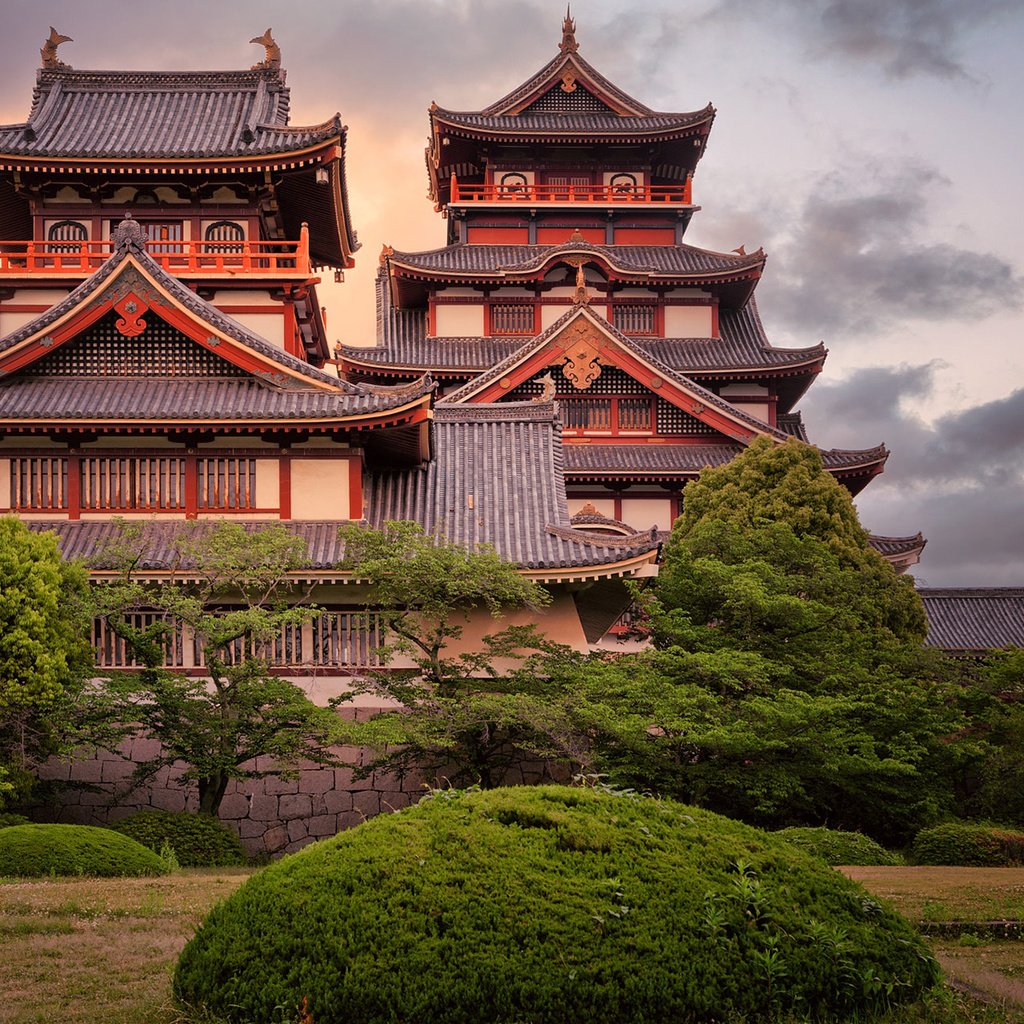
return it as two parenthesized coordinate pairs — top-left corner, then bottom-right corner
(1, 0), (1022, 585)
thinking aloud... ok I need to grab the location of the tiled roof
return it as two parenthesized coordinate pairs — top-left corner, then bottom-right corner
(0, 226), (432, 419)
(870, 533), (926, 557)
(366, 402), (659, 570)
(0, 67), (341, 160)
(561, 442), (888, 475)
(919, 589), (1024, 652)
(0, 377), (426, 421)
(432, 109), (713, 137)
(387, 241), (762, 278)
(28, 520), (350, 571)
(440, 305), (792, 442)
(341, 278), (824, 375)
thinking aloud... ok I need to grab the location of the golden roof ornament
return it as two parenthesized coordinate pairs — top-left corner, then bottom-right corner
(559, 5), (579, 54)
(250, 28), (281, 70)
(533, 372), (557, 402)
(41, 27), (73, 70)
(573, 263), (590, 305)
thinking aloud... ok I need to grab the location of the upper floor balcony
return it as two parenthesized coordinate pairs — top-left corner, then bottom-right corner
(448, 176), (692, 207)
(0, 226), (313, 281)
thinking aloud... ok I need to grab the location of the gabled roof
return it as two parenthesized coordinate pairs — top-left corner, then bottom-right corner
(340, 274), (824, 387)
(440, 303), (789, 445)
(919, 588), (1024, 653)
(0, 220), (432, 428)
(0, 66), (339, 162)
(367, 401), (659, 577)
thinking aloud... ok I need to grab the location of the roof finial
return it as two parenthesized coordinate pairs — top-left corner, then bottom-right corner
(250, 28), (281, 70)
(573, 264), (590, 305)
(112, 212), (146, 251)
(559, 5), (579, 54)
(41, 27), (73, 70)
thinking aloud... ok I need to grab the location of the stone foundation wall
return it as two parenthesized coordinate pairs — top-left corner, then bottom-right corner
(34, 724), (558, 858)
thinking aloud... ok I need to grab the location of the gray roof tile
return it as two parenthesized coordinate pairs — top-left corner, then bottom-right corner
(919, 588), (1024, 652)
(0, 68), (340, 160)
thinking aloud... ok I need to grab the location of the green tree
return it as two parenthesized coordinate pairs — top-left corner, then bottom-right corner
(0, 518), (93, 807)
(336, 522), (581, 787)
(654, 438), (927, 689)
(96, 521), (343, 816)
(554, 439), (969, 842)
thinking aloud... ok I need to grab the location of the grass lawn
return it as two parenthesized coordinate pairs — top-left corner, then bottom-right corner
(0, 865), (1021, 1023)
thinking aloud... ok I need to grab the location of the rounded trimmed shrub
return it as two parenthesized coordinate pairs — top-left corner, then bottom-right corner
(0, 823), (168, 877)
(0, 812), (30, 829)
(109, 811), (246, 867)
(911, 821), (1024, 867)
(175, 786), (938, 1024)
(776, 826), (902, 866)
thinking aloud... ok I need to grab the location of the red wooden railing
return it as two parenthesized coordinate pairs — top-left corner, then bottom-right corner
(0, 224), (311, 277)
(449, 177), (692, 205)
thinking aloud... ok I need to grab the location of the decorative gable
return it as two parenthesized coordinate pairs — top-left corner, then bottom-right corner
(519, 84), (617, 116)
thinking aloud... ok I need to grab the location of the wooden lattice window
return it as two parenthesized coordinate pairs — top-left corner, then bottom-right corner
(612, 304), (657, 336)
(512, 367), (647, 399)
(312, 611), (383, 667)
(9, 457), (68, 510)
(193, 619), (303, 668)
(93, 613), (184, 668)
(80, 457), (186, 510)
(204, 220), (244, 252)
(46, 220), (88, 252)
(521, 87), (613, 115)
(561, 397), (653, 434)
(491, 303), (535, 335)
(196, 458), (257, 510)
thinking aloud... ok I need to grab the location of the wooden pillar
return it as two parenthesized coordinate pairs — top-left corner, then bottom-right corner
(278, 448), (291, 520)
(66, 452), (81, 520)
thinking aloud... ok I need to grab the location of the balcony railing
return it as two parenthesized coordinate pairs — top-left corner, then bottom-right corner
(0, 226), (311, 278)
(449, 177), (692, 205)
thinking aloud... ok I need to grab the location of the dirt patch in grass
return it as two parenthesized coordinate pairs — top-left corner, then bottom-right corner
(841, 866), (1024, 923)
(0, 869), (252, 1024)
(843, 866), (1024, 1011)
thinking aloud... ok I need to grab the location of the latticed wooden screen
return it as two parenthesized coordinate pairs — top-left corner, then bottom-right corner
(612, 304), (657, 336)
(490, 303), (535, 335)
(522, 87), (612, 114)
(80, 456), (186, 510)
(9, 456), (68, 510)
(196, 458), (257, 510)
(312, 611), (383, 667)
(29, 313), (240, 378)
(92, 613), (184, 669)
(656, 398), (717, 435)
(513, 366), (648, 398)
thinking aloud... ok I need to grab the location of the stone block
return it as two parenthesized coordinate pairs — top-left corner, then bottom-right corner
(218, 793), (250, 820)
(101, 759), (136, 784)
(306, 814), (338, 838)
(249, 794), (279, 821)
(150, 788), (187, 813)
(322, 789), (353, 815)
(337, 810), (364, 831)
(352, 790), (380, 819)
(285, 836), (316, 854)
(299, 769), (334, 794)
(237, 819), (268, 839)
(78, 789), (113, 807)
(286, 818), (308, 842)
(68, 758), (104, 783)
(36, 758), (71, 782)
(264, 825), (289, 854)
(278, 793), (312, 820)
(105, 805), (135, 822)
(264, 775), (299, 796)
(130, 737), (163, 761)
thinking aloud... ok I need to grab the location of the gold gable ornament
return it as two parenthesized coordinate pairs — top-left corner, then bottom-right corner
(41, 28), (72, 70)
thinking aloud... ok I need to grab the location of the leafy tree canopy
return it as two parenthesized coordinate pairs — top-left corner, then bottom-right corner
(96, 520), (343, 816)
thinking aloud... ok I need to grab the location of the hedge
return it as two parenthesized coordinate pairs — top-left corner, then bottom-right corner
(911, 821), (1024, 867)
(776, 826), (902, 866)
(109, 811), (246, 867)
(0, 823), (168, 877)
(175, 785), (938, 1024)
(0, 812), (30, 829)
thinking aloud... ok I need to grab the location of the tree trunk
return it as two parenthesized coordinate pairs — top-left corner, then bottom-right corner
(198, 772), (230, 816)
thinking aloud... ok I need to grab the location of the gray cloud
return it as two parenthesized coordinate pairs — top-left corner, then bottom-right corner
(754, 166), (1022, 338)
(705, 0), (1022, 80)
(802, 366), (1024, 582)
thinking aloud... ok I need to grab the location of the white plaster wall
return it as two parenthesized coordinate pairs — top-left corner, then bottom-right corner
(664, 305), (713, 337)
(290, 459), (350, 520)
(620, 497), (674, 532)
(0, 459), (9, 509)
(435, 304), (484, 336)
(227, 311), (286, 348)
(255, 460), (281, 510)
